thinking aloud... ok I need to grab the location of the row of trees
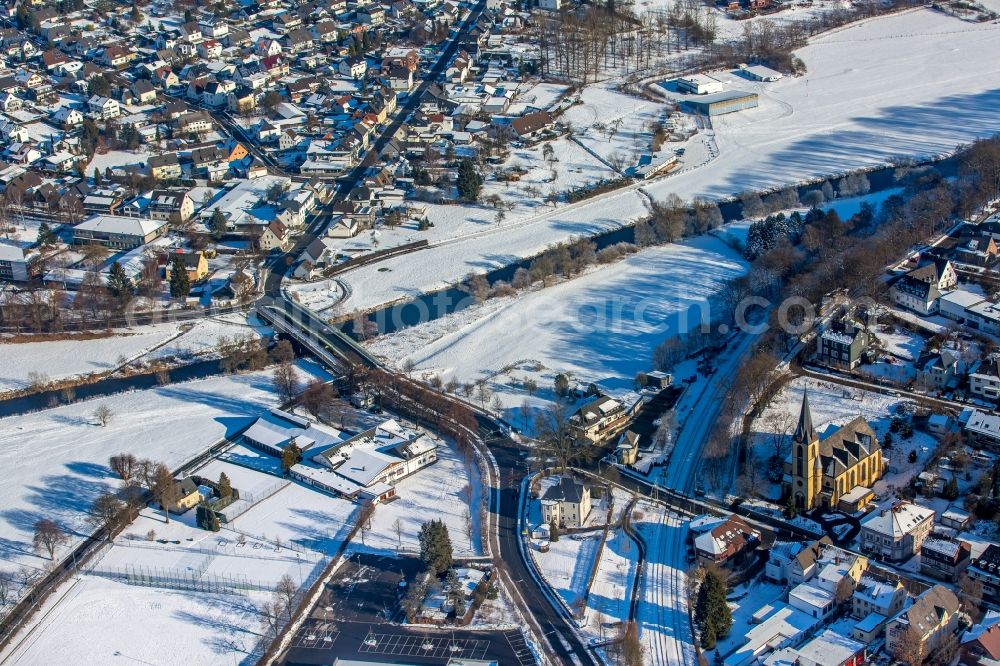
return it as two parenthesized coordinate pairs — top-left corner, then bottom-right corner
(456, 237), (639, 311)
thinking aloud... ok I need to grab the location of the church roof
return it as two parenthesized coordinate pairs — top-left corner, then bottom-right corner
(818, 416), (879, 477)
(793, 390), (817, 444)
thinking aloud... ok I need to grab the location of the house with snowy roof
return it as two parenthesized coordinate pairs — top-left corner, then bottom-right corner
(890, 258), (957, 315)
(540, 476), (591, 528)
(304, 419), (440, 503)
(243, 408), (344, 457)
(851, 575), (907, 621)
(885, 585), (961, 660)
(765, 628), (866, 666)
(961, 611), (1000, 666)
(816, 317), (873, 370)
(724, 602), (817, 666)
(920, 536), (971, 582)
(859, 501), (935, 561)
(692, 514), (760, 566)
(569, 393), (640, 444)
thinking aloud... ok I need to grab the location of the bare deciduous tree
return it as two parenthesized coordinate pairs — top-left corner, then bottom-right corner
(275, 573), (297, 621)
(392, 517), (404, 551)
(273, 362), (300, 403)
(89, 492), (126, 538)
(32, 519), (67, 560)
(109, 452), (138, 482)
(93, 404), (114, 426)
(151, 464), (179, 523)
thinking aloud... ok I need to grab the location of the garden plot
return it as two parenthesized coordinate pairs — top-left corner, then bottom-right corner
(508, 81), (571, 115)
(714, 578), (786, 657)
(531, 531), (604, 612)
(874, 323), (926, 362)
(562, 82), (667, 169)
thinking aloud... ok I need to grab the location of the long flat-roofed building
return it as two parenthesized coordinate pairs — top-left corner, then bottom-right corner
(685, 91), (759, 116)
(72, 215), (169, 249)
(677, 73), (726, 95)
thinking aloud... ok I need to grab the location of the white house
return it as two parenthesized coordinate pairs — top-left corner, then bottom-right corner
(540, 476), (591, 528)
(88, 95), (120, 119)
(859, 501), (935, 561)
(788, 582), (836, 621)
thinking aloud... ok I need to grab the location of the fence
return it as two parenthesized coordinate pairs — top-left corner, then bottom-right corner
(210, 478), (290, 523)
(86, 561), (276, 595)
(222, 524), (308, 554)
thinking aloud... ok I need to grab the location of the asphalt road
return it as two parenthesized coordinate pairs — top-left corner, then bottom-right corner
(479, 425), (600, 666)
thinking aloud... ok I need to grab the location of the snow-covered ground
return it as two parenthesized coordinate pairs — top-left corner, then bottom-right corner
(648, 9), (1000, 201)
(531, 531), (603, 612)
(562, 82), (667, 169)
(1, 328), (180, 392)
(348, 439), (484, 558)
(367, 234), (747, 419)
(580, 527), (639, 644)
(716, 578), (786, 657)
(329, 9), (1000, 318)
(1, 575), (266, 666)
(0, 361), (326, 583)
(508, 81), (571, 115)
(0, 313), (267, 393)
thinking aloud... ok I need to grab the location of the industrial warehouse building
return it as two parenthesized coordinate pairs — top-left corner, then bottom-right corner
(677, 73), (727, 95)
(685, 91), (759, 116)
(739, 64), (784, 81)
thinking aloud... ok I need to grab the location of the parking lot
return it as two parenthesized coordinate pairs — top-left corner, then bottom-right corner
(281, 620), (536, 665)
(357, 632), (491, 660)
(316, 552), (423, 623)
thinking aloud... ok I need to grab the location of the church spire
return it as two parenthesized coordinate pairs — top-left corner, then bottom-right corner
(793, 389), (818, 444)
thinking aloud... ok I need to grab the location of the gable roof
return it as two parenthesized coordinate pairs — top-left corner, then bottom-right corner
(542, 476), (586, 504)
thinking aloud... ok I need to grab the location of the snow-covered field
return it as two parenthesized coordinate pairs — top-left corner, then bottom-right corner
(349, 439), (484, 558)
(531, 531), (603, 611)
(0, 361), (326, 581)
(648, 9), (1000, 201)
(1, 575), (266, 666)
(367, 234), (747, 418)
(1, 328), (179, 392)
(0, 313), (266, 393)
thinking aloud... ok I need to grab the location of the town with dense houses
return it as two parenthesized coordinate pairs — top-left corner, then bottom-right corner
(1, 0), (1000, 663)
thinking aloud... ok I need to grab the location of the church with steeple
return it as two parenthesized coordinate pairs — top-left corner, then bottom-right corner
(784, 390), (885, 513)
